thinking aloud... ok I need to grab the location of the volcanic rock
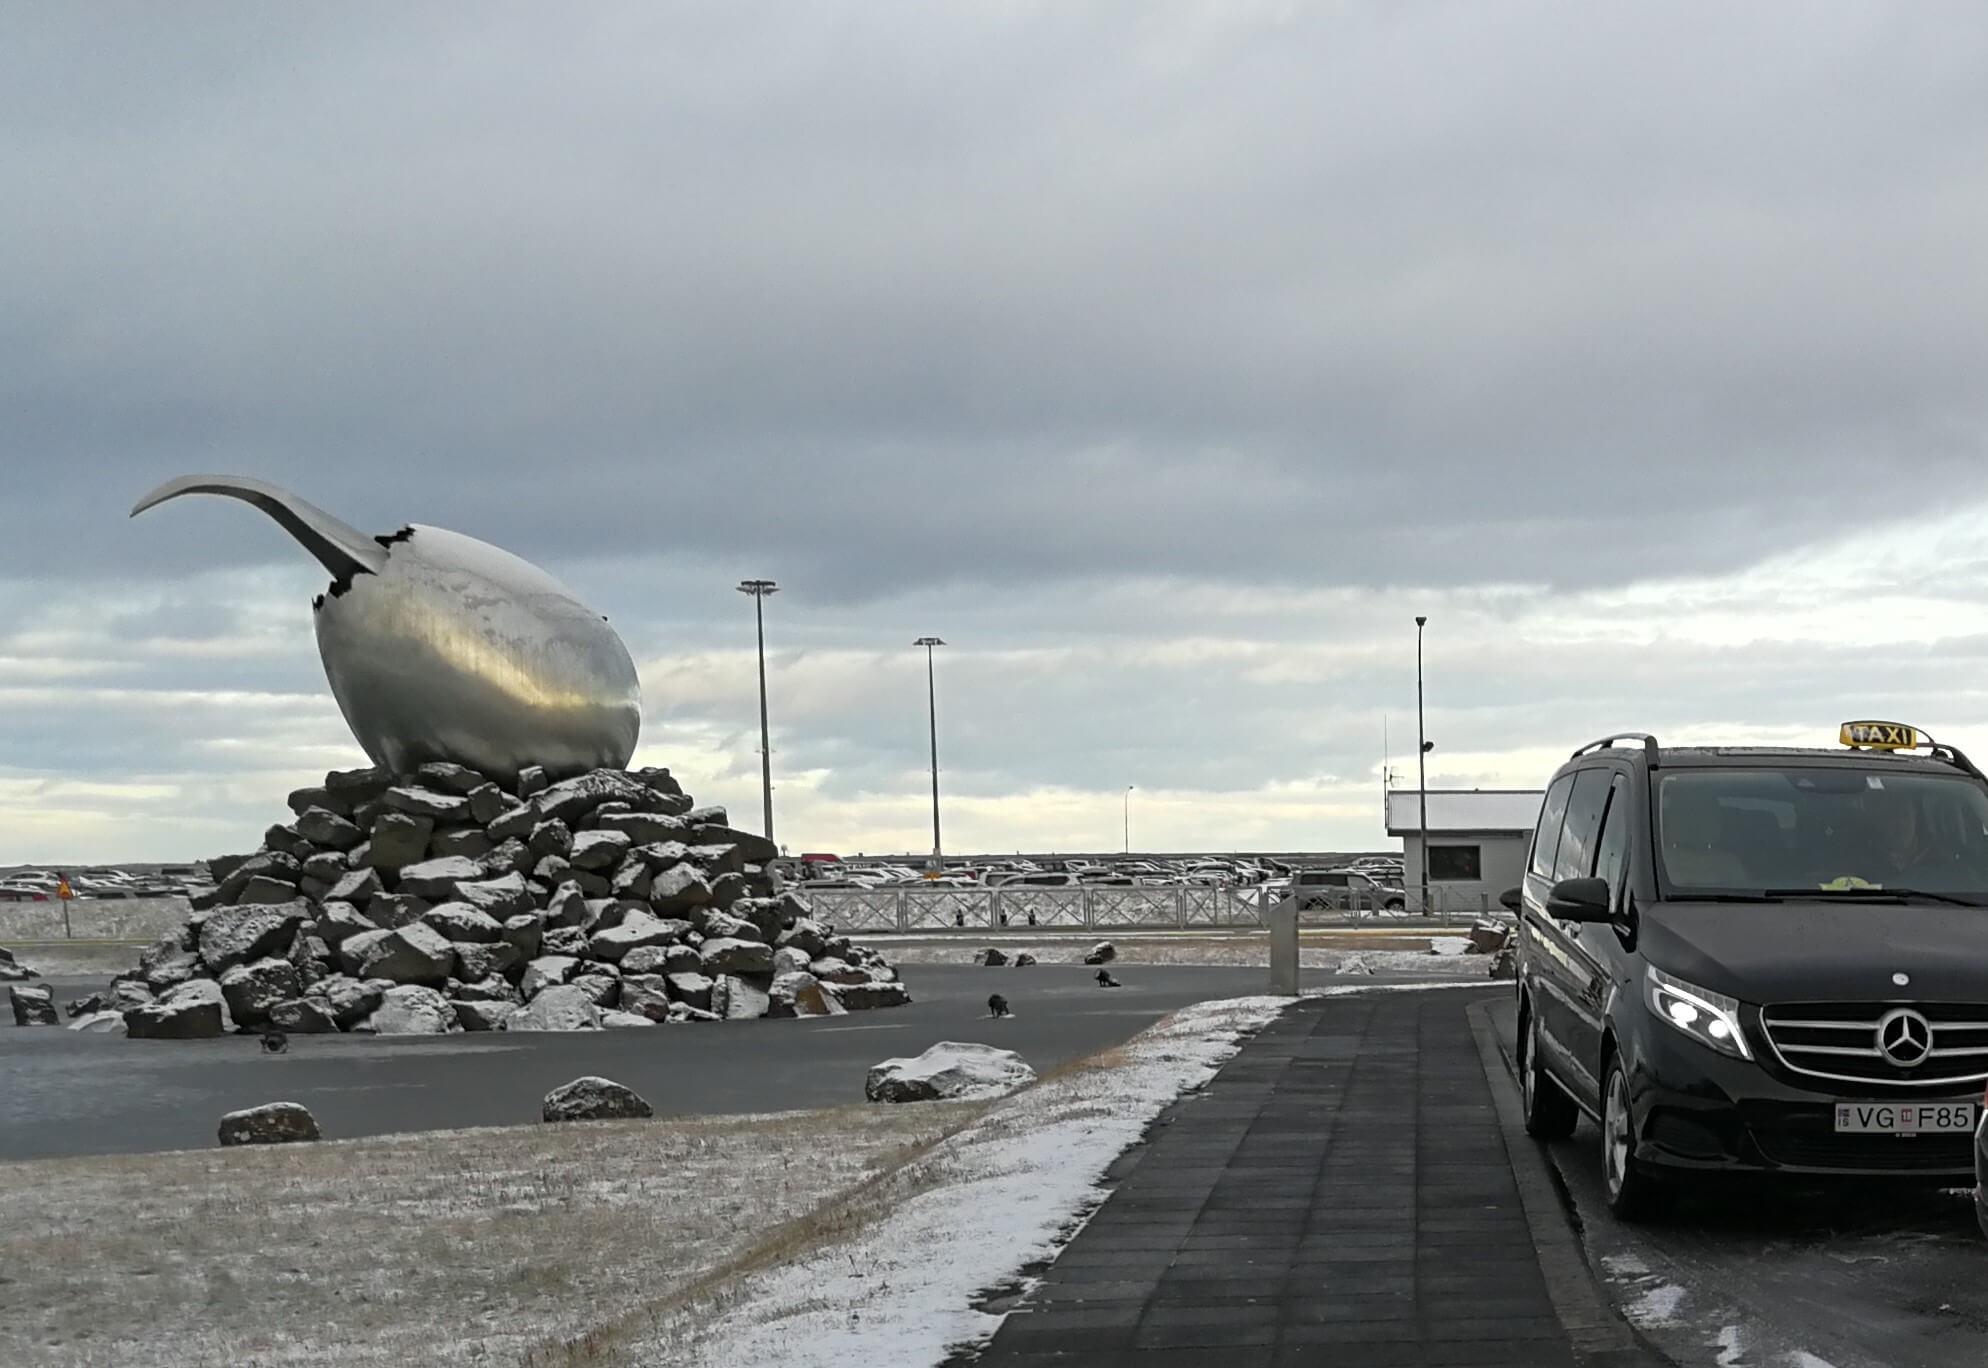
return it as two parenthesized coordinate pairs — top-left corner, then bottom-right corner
(866, 1041), (1035, 1103)
(219, 1102), (322, 1146)
(541, 1074), (651, 1122)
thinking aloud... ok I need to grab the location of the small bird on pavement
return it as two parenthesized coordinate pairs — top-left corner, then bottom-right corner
(260, 1030), (288, 1055)
(988, 993), (1012, 1018)
(1096, 969), (1121, 989)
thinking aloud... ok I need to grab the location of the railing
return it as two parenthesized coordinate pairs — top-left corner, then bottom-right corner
(796, 884), (1511, 933)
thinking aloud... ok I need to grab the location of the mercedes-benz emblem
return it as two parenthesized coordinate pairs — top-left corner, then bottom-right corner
(1877, 1007), (1933, 1067)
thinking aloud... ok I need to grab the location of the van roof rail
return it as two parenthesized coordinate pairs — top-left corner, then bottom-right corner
(1571, 732), (1661, 765)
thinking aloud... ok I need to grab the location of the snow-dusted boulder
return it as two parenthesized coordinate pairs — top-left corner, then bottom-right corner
(1083, 941), (1117, 966)
(362, 984), (455, 1034)
(357, 923), (456, 986)
(541, 1074), (652, 1122)
(700, 937), (773, 975)
(219, 1102), (321, 1146)
(69, 1009), (127, 1034)
(10, 984), (58, 1026)
(125, 979), (228, 1039)
(199, 900), (308, 975)
(865, 1041), (1036, 1103)
(505, 983), (601, 1032)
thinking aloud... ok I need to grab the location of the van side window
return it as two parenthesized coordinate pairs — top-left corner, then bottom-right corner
(1593, 776), (1630, 895)
(1530, 773), (1576, 878)
(1554, 769), (1610, 883)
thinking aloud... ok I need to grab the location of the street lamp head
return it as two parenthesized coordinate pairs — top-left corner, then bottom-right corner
(1414, 615), (1427, 628)
(914, 636), (946, 648)
(1421, 741), (1434, 753)
(737, 579), (779, 597)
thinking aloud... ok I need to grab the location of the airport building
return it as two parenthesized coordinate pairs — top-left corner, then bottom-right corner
(1385, 789), (1544, 913)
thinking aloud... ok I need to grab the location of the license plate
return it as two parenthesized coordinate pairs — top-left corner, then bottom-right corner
(1833, 1101), (1977, 1134)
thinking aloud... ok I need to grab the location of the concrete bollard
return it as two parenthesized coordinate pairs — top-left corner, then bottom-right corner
(1268, 896), (1299, 996)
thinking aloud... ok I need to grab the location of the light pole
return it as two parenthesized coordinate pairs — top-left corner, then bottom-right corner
(737, 579), (778, 843)
(915, 636), (946, 870)
(1415, 615), (1430, 917)
(1124, 785), (1134, 854)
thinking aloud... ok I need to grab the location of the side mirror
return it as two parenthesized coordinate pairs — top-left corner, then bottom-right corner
(1498, 887), (1522, 914)
(1546, 876), (1613, 922)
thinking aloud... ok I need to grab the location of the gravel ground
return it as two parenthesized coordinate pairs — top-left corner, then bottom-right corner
(0, 1101), (977, 1368)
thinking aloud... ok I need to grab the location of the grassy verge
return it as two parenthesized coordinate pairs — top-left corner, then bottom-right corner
(0, 1103), (976, 1367)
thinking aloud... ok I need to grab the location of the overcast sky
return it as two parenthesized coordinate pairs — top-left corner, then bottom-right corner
(7, 2), (1988, 863)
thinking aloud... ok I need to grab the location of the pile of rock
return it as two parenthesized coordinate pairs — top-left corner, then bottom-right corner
(0, 946), (39, 982)
(110, 762), (908, 1038)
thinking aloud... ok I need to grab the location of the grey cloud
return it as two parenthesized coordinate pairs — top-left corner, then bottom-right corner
(5, 3), (1988, 603)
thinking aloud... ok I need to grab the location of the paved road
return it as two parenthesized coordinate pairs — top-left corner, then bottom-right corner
(1482, 996), (1988, 1368)
(0, 963), (1318, 1162)
(972, 989), (1658, 1367)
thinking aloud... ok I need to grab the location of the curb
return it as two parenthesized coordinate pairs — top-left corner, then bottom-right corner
(1465, 997), (1670, 1368)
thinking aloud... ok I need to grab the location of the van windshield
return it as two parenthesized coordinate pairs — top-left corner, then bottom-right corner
(1657, 767), (1988, 896)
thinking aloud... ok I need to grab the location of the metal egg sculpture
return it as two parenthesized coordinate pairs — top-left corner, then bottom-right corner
(132, 475), (641, 780)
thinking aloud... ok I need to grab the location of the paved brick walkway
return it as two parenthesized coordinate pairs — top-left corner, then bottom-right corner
(972, 991), (1593, 1367)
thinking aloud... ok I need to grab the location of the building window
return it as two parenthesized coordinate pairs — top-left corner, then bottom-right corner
(1428, 844), (1482, 881)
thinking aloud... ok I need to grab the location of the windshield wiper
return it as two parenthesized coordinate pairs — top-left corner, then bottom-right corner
(1760, 887), (1988, 908)
(1677, 892), (1786, 903)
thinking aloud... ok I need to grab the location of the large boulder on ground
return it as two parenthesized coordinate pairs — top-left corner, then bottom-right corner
(1469, 919), (1513, 955)
(649, 863), (712, 915)
(452, 999), (513, 1031)
(534, 770), (650, 825)
(506, 983), (602, 1032)
(542, 1075), (652, 1122)
(10, 984), (58, 1026)
(451, 871), (536, 920)
(617, 973), (674, 1022)
(973, 947), (1010, 967)
(296, 807), (363, 850)
(124, 980), (227, 1039)
(357, 922), (456, 985)
(326, 867), (382, 906)
(700, 937), (774, 976)
(365, 812), (434, 872)
(665, 971), (714, 1010)
(218, 958), (302, 1028)
(421, 903), (504, 944)
(866, 1041), (1036, 1103)
(69, 1010), (128, 1034)
(768, 971), (842, 1019)
(828, 980), (914, 1011)
(268, 996), (340, 1033)
(383, 785), (469, 822)
(601, 1010), (654, 1028)
(1083, 941), (1117, 966)
(501, 912), (544, 961)
(362, 984), (455, 1034)
(520, 955), (580, 998)
(569, 829), (631, 871)
(138, 936), (201, 991)
(777, 918), (829, 960)
(453, 940), (521, 983)
(711, 974), (771, 1020)
(394, 856), (485, 901)
(314, 901), (376, 947)
(1012, 952), (1038, 967)
(318, 975), (386, 1028)
(591, 912), (681, 963)
(336, 928), (392, 976)
(218, 1102), (321, 1146)
(199, 901), (309, 975)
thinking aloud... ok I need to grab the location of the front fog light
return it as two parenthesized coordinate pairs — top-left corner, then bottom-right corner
(1647, 966), (1752, 1060)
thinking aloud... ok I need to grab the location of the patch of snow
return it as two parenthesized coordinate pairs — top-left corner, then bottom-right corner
(1785, 1354), (1842, 1368)
(1715, 1325), (1749, 1367)
(659, 993), (1295, 1368)
(1429, 935), (1472, 956)
(1625, 1281), (1687, 1327)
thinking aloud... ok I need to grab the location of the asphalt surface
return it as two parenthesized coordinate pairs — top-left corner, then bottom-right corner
(973, 989), (1656, 1367)
(0, 963), (1315, 1162)
(1483, 996), (1988, 1368)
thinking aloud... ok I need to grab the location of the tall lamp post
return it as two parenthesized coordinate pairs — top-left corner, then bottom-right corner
(1124, 785), (1134, 854)
(737, 579), (778, 844)
(915, 636), (946, 870)
(1415, 615), (1430, 917)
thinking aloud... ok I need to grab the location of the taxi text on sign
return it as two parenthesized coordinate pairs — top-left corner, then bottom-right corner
(1840, 721), (1920, 751)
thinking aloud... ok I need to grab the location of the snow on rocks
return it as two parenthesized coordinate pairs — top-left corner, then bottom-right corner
(0, 945), (41, 982)
(866, 1041), (1037, 1103)
(109, 763), (911, 1038)
(9, 984), (58, 1026)
(1083, 940), (1117, 965)
(217, 1101), (322, 1146)
(541, 1074), (653, 1122)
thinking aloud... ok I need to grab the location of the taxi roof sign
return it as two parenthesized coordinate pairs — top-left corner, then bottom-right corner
(1840, 720), (1922, 751)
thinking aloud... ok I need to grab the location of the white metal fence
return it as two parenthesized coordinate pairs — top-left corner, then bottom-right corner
(797, 884), (1509, 933)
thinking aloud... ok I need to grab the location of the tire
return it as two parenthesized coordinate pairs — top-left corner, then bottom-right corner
(1520, 1004), (1578, 1139)
(1384, 898), (1405, 912)
(1601, 1053), (1662, 1222)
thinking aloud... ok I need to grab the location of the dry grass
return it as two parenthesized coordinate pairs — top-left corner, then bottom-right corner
(0, 1104), (975, 1367)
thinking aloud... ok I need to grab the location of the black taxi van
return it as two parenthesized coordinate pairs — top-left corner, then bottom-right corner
(1512, 721), (1988, 1219)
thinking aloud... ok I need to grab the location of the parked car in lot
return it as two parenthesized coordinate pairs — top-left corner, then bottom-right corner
(1273, 867), (1407, 911)
(1517, 723), (1988, 1222)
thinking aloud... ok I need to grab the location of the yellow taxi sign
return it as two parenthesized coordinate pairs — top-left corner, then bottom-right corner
(1840, 720), (1921, 751)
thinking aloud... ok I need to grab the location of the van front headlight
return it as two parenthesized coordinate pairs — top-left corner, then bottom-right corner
(1646, 966), (1752, 1060)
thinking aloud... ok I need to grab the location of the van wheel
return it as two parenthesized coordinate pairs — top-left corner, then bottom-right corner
(1602, 1054), (1661, 1221)
(1384, 898), (1405, 912)
(1520, 1005), (1577, 1139)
